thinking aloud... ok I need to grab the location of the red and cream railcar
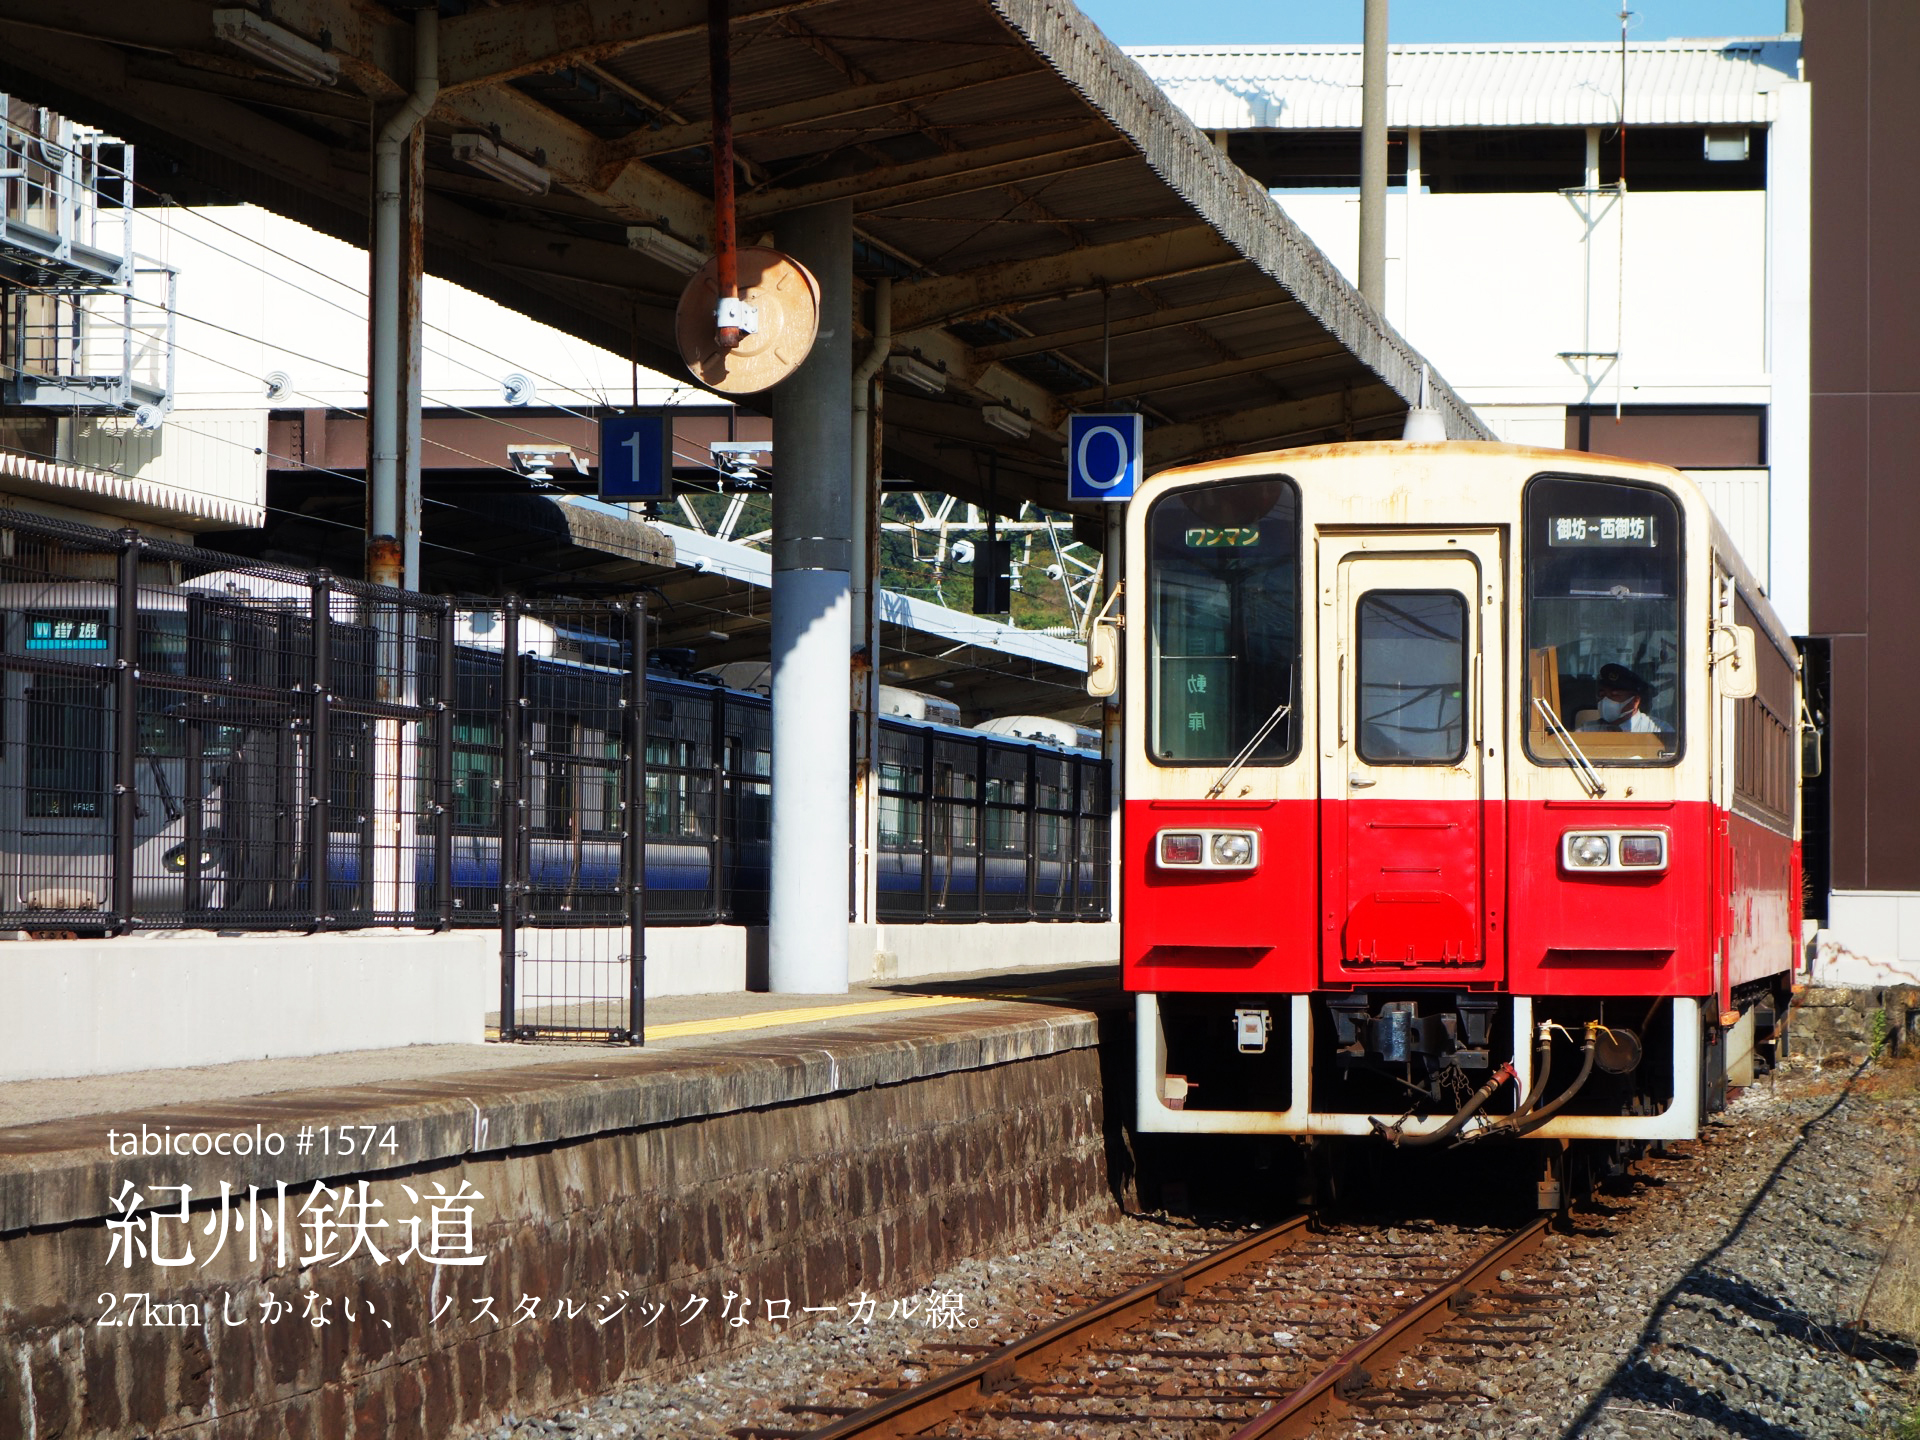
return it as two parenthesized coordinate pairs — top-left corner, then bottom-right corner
(1105, 442), (1804, 1166)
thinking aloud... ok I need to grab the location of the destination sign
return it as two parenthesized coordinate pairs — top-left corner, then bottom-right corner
(1184, 526), (1261, 549)
(1546, 515), (1659, 548)
(26, 616), (108, 650)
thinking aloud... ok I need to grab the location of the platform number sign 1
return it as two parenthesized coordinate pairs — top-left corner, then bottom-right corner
(1068, 413), (1143, 503)
(598, 414), (672, 501)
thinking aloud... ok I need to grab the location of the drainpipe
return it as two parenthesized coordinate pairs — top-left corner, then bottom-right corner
(368, 8), (439, 589)
(850, 277), (892, 655)
(849, 277), (890, 927)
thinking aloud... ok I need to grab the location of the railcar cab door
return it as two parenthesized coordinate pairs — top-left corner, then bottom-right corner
(1317, 532), (1506, 983)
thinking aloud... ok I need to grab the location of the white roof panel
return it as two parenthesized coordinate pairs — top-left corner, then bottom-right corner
(1127, 39), (1800, 131)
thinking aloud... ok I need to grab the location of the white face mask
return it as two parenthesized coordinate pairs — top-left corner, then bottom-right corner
(1597, 696), (1631, 724)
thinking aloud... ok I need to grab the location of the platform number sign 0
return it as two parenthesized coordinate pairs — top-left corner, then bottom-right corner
(1068, 413), (1143, 502)
(598, 414), (672, 501)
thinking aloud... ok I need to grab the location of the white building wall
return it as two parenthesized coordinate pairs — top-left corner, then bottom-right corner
(1764, 80), (1813, 636)
(1273, 181), (1787, 593)
(131, 206), (687, 417)
(67, 410), (270, 528)
(1274, 188), (1769, 403)
(22, 205), (695, 535)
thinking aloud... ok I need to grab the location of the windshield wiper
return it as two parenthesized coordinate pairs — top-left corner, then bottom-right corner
(1532, 697), (1606, 798)
(1208, 670), (1293, 800)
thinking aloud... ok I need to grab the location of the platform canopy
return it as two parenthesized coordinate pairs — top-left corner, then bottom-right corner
(0, 0), (1486, 513)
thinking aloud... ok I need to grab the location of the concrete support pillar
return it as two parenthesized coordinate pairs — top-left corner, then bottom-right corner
(769, 200), (854, 993)
(1358, 0), (1389, 308)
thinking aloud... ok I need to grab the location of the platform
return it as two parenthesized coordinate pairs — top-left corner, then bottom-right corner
(0, 964), (1124, 1440)
(0, 963), (1121, 1229)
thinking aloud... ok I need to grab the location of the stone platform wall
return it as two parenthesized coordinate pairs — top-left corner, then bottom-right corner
(1788, 984), (1920, 1064)
(0, 1007), (1120, 1440)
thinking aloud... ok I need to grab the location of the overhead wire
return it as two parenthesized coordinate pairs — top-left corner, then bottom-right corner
(40, 173), (1082, 652)
(131, 187), (779, 484)
(46, 290), (742, 504)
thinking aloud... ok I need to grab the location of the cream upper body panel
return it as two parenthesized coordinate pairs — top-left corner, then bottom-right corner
(1123, 440), (1767, 806)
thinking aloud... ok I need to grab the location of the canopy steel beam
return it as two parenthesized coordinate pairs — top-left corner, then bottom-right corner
(738, 128), (1122, 222)
(890, 224), (1240, 333)
(440, 85), (710, 239)
(1144, 384), (1407, 466)
(601, 51), (1038, 168)
(435, 0), (834, 94)
(1061, 337), (1351, 408)
(970, 293), (1296, 362)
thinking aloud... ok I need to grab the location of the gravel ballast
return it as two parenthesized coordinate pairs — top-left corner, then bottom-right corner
(465, 1054), (1920, 1440)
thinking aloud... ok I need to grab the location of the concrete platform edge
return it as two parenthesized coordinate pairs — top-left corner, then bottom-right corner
(0, 1002), (1104, 1235)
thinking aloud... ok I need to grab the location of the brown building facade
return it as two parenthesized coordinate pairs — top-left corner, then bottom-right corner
(1809, 0), (1920, 966)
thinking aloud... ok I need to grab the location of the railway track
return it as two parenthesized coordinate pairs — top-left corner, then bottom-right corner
(730, 1216), (1554, 1440)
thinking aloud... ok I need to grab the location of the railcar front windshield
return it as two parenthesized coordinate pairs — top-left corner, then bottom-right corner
(1524, 475), (1683, 765)
(1146, 476), (1300, 765)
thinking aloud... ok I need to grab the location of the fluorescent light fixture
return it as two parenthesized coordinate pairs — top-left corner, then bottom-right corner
(981, 404), (1031, 440)
(508, 445), (586, 481)
(627, 225), (707, 275)
(1704, 128), (1750, 162)
(212, 8), (339, 86)
(450, 133), (551, 196)
(887, 354), (946, 395)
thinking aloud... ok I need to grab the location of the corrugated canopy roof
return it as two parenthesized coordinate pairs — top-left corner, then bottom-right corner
(1130, 38), (1801, 132)
(0, 0), (1486, 540)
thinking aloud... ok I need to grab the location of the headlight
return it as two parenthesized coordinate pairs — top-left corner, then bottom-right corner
(1561, 828), (1669, 873)
(1156, 828), (1259, 871)
(163, 843), (216, 872)
(1210, 831), (1254, 866)
(1567, 834), (1611, 868)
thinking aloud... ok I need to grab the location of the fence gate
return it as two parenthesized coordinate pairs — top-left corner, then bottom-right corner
(494, 598), (647, 1043)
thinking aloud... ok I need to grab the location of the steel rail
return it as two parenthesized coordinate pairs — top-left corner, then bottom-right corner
(1225, 1217), (1553, 1439)
(800, 1214), (1313, 1439)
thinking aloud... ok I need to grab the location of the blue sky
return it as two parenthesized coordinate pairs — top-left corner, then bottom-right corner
(1077, 1), (1791, 46)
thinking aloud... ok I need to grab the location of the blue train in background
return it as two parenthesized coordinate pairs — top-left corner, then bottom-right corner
(0, 574), (1109, 930)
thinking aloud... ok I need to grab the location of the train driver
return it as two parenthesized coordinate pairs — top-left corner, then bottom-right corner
(1578, 662), (1670, 734)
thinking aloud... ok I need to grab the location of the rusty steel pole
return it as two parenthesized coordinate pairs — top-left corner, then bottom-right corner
(1358, 0), (1389, 309)
(709, 0), (743, 351)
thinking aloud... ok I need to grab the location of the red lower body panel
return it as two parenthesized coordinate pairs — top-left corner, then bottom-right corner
(1124, 800), (1317, 993)
(1125, 798), (1793, 999)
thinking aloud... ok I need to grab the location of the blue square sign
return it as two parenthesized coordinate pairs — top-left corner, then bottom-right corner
(598, 414), (672, 501)
(1068, 413), (1142, 502)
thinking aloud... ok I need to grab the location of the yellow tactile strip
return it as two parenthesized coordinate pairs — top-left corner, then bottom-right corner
(641, 977), (1112, 1041)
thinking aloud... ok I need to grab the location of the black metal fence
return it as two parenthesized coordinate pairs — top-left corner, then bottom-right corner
(486, 600), (649, 1043)
(0, 510), (1111, 1037)
(0, 513), (451, 934)
(876, 725), (1110, 922)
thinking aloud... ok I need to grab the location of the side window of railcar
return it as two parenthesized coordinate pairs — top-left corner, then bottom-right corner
(1146, 476), (1300, 765)
(1524, 476), (1682, 765)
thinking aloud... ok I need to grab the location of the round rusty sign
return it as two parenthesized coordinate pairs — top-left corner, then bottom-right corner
(675, 247), (821, 394)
